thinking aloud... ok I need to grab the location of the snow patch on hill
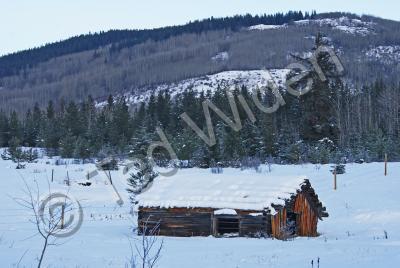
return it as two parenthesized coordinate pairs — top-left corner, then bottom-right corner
(129, 69), (290, 104)
(211, 51), (229, 62)
(97, 69), (290, 108)
(248, 24), (287, 31)
(366, 45), (400, 64)
(295, 17), (375, 35)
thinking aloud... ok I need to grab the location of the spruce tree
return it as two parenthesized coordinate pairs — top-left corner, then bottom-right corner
(59, 132), (76, 158)
(9, 111), (22, 142)
(292, 32), (342, 145)
(23, 110), (37, 147)
(44, 101), (60, 154)
(127, 160), (158, 204)
(0, 110), (9, 147)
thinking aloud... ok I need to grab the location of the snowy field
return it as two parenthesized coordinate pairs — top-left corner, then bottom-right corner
(0, 156), (399, 267)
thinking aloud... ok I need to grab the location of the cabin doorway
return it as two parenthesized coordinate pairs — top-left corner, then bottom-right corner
(216, 216), (239, 235)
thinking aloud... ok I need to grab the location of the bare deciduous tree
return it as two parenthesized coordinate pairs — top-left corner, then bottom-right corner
(14, 177), (78, 268)
(126, 218), (164, 268)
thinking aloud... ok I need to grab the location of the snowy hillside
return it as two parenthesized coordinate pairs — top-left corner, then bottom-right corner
(294, 17), (375, 35)
(97, 69), (290, 107)
(248, 24), (287, 30)
(366, 45), (400, 64)
(0, 157), (399, 267)
(247, 16), (375, 35)
(97, 16), (381, 109)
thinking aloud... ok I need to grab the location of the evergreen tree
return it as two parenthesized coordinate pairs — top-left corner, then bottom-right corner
(64, 101), (84, 137)
(59, 132), (76, 158)
(111, 97), (131, 151)
(9, 111), (21, 141)
(7, 136), (23, 163)
(293, 32), (342, 144)
(73, 137), (91, 159)
(127, 159), (158, 204)
(0, 110), (9, 147)
(44, 101), (60, 154)
(240, 119), (265, 157)
(23, 110), (36, 146)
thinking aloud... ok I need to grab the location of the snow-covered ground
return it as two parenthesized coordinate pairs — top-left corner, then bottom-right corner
(1, 157), (400, 267)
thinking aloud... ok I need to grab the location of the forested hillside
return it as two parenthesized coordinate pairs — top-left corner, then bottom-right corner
(1, 11), (399, 164)
(1, 36), (399, 165)
(0, 11), (312, 78)
(0, 12), (400, 113)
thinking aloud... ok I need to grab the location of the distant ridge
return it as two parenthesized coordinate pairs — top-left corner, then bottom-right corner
(0, 11), (313, 78)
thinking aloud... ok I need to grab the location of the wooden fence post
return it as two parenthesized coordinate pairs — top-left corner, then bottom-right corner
(108, 170), (113, 185)
(334, 169), (337, 190)
(384, 153), (388, 176)
(61, 204), (65, 229)
(66, 171), (70, 186)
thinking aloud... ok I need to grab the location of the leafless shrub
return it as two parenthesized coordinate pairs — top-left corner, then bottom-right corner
(240, 157), (261, 172)
(127, 218), (164, 268)
(14, 177), (81, 268)
(279, 220), (296, 241)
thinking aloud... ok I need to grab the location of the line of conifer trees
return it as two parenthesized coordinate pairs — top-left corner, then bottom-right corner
(0, 78), (398, 166)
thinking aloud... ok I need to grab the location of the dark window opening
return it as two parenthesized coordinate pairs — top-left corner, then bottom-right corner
(285, 212), (297, 236)
(217, 217), (239, 235)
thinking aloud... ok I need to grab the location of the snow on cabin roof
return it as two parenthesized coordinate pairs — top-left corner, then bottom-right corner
(214, 209), (237, 215)
(137, 169), (308, 213)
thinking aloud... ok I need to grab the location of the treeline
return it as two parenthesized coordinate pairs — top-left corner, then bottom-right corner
(0, 96), (132, 159)
(0, 11), (315, 78)
(0, 80), (398, 165)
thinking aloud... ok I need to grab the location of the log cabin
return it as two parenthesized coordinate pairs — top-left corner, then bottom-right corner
(137, 171), (328, 239)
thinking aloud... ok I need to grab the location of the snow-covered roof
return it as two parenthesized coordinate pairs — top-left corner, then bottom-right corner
(137, 169), (307, 213)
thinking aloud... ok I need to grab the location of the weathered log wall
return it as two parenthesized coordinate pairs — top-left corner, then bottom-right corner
(237, 210), (268, 237)
(293, 193), (318, 236)
(138, 207), (213, 237)
(139, 207), (269, 237)
(239, 214), (267, 236)
(271, 208), (287, 239)
(271, 191), (319, 238)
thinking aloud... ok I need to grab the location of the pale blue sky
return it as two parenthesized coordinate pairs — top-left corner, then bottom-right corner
(1, 0), (399, 56)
